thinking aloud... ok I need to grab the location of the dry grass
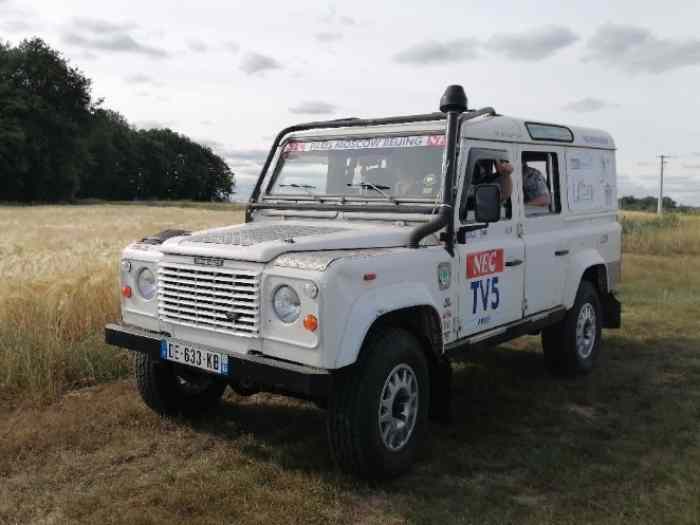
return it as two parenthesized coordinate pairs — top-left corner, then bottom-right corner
(0, 204), (244, 402)
(621, 211), (700, 255)
(1, 205), (700, 524)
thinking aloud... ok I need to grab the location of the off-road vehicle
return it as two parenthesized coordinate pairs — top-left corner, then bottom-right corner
(106, 85), (621, 480)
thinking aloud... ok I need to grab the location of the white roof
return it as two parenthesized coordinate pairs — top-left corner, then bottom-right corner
(287, 113), (615, 150)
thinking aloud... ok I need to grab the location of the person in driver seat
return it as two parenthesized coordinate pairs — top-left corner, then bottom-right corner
(395, 170), (440, 197)
(473, 158), (513, 202)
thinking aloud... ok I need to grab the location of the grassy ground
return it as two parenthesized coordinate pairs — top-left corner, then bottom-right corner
(1, 206), (699, 524)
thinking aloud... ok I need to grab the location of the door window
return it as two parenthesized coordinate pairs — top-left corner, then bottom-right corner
(521, 151), (561, 217)
(460, 148), (513, 222)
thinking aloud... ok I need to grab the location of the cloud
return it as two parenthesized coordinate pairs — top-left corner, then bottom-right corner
(486, 25), (578, 60)
(73, 18), (136, 34)
(221, 148), (268, 164)
(563, 97), (617, 113)
(125, 73), (161, 85)
(394, 39), (479, 65)
(315, 32), (342, 43)
(289, 100), (337, 115)
(319, 6), (356, 26)
(63, 33), (168, 58)
(224, 41), (239, 53)
(618, 173), (654, 197)
(585, 24), (700, 73)
(135, 120), (175, 130)
(62, 18), (168, 58)
(201, 141), (268, 168)
(1, 20), (31, 32)
(188, 39), (207, 53)
(240, 52), (282, 74)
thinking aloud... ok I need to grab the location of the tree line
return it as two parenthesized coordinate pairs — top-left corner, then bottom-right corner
(618, 195), (691, 212)
(0, 38), (234, 203)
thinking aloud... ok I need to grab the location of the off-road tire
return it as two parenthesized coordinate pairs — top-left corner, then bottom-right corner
(327, 327), (430, 480)
(542, 280), (602, 376)
(135, 353), (227, 417)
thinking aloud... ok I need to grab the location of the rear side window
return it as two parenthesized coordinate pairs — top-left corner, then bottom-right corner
(521, 151), (562, 218)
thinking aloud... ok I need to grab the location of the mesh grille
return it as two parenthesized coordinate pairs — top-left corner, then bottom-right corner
(158, 262), (259, 337)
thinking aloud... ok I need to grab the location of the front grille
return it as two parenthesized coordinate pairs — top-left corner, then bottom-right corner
(158, 262), (260, 337)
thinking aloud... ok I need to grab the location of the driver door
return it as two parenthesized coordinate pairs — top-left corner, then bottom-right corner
(455, 143), (525, 338)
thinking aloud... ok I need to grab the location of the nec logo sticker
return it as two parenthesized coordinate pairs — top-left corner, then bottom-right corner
(467, 249), (504, 317)
(466, 249), (504, 278)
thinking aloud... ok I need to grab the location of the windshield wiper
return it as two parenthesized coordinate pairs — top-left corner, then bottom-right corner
(279, 183), (319, 200)
(347, 182), (395, 202)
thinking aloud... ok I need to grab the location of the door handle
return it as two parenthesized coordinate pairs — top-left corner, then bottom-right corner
(555, 249), (570, 256)
(505, 259), (523, 267)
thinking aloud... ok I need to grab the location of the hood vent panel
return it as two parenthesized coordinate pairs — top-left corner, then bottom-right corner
(186, 224), (347, 246)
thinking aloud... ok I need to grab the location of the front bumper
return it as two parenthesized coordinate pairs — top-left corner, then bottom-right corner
(105, 323), (331, 398)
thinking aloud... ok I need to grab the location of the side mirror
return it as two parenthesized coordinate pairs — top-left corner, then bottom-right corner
(474, 184), (501, 223)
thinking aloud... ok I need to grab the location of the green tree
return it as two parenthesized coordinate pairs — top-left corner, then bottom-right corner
(0, 38), (92, 201)
(1, 37), (234, 203)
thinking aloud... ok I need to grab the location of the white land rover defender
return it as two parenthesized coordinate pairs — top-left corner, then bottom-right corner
(106, 85), (621, 480)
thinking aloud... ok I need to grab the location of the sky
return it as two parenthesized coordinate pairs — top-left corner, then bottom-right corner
(2, 0), (700, 205)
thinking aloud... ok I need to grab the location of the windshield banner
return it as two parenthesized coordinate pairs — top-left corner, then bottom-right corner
(284, 134), (445, 152)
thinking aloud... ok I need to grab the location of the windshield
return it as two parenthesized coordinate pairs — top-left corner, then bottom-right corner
(268, 134), (445, 201)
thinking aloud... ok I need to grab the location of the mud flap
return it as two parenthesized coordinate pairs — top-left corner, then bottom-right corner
(602, 293), (621, 329)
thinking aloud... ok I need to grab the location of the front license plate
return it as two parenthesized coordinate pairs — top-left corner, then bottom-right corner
(160, 340), (229, 376)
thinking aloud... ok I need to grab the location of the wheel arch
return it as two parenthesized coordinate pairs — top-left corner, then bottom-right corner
(564, 254), (620, 329)
(333, 283), (444, 369)
(362, 305), (444, 365)
(563, 250), (607, 310)
(337, 302), (451, 423)
(581, 264), (609, 297)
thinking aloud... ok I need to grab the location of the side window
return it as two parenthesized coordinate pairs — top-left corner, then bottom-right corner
(521, 151), (562, 218)
(459, 148), (513, 222)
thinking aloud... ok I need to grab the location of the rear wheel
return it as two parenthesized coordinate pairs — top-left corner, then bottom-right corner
(135, 354), (227, 417)
(542, 280), (602, 376)
(327, 327), (430, 480)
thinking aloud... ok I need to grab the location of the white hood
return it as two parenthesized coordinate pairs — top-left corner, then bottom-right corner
(160, 220), (422, 262)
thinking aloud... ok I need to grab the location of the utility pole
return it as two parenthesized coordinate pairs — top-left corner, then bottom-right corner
(657, 155), (670, 215)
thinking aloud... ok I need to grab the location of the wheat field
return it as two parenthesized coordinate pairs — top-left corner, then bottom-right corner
(0, 206), (697, 402)
(0, 203), (244, 402)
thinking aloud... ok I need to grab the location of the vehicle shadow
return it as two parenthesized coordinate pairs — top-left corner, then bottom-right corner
(182, 334), (700, 515)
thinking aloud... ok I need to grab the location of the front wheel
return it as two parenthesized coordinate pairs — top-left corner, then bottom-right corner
(327, 327), (430, 480)
(135, 354), (228, 417)
(542, 280), (602, 376)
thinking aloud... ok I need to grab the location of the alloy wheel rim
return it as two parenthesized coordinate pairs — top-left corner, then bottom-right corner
(378, 364), (419, 452)
(576, 303), (597, 360)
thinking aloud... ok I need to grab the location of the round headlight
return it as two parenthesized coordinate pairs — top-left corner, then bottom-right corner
(272, 285), (301, 323)
(136, 268), (157, 300)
